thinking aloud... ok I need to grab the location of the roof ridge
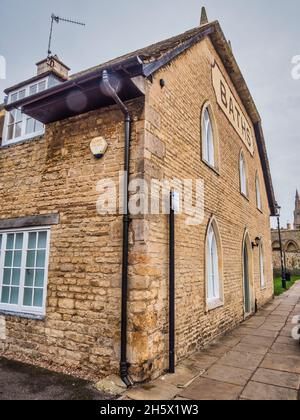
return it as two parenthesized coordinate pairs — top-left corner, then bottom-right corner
(71, 23), (216, 79)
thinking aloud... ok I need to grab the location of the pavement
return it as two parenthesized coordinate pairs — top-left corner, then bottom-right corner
(0, 357), (112, 400)
(124, 282), (300, 401)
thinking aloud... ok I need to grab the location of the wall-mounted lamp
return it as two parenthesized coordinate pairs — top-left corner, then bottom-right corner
(90, 137), (108, 159)
(252, 237), (262, 249)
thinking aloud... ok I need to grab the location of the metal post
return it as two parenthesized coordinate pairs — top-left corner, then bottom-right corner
(277, 214), (287, 290)
(169, 192), (175, 374)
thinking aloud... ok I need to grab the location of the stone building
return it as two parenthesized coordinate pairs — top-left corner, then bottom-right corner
(272, 191), (300, 276)
(0, 9), (276, 383)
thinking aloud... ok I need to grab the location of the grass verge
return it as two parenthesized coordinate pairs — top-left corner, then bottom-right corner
(274, 276), (300, 296)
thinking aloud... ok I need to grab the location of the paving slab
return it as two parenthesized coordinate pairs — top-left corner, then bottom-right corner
(241, 381), (298, 401)
(234, 343), (270, 356)
(182, 354), (218, 371)
(214, 335), (241, 348)
(234, 327), (278, 339)
(126, 381), (179, 401)
(252, 368), (300, 390)
(160, 365), (203, 388)
(240, 335), (274, 347)
(218, 350), (264, 371)
(203, 364), (253, 386)
(261, 354), (300, 375)
(243, 317), (266, 328)
(179, 377), (243, 401)
(270, 343), (300, 357)
(202, 342), (232, 357)
(275, 335), (299, 346)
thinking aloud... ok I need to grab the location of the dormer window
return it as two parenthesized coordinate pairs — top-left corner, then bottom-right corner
(2, 77), (49, 146)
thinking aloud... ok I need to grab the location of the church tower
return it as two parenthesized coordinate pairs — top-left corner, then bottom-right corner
(294, 190), (300, 229)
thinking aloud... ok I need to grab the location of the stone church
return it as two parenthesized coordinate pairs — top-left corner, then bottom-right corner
(272, 191), (300, 276)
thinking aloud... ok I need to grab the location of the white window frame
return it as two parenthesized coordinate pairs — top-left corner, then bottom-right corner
(256, 173), (262, 211)
(240, 151), (248, 198)
(205, 218), (224, 311)
(259, 242), (265, 289)
(201, 103), (219, 171)
(2, 77), (48, 146)
(0, 226), (51, 316)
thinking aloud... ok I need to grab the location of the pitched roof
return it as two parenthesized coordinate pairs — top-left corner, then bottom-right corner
(3, 20), (276, 214)
(72, 25), (207, 78)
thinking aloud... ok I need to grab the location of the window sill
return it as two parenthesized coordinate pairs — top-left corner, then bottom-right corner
(0, 309), (45, 321)
(202, 159), (220, 176)
(206, 298), (224, 312)
(1, 132), (45, 148)
(241, 192), (250, 202)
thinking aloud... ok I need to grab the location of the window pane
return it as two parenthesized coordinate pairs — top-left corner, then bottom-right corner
(23, 288), (33, 306)
(25, 269), (34, 287)
(3, 269), (11, 285)
(38, 81), (46, 92)
(28, 232), (37, 249)
(26, 118), (35, 135)
(7, 234), (14, 249)
(36, 250), (46, 268)
(33, 289), (43, 307)
(15, 233), (23, 250)
(29, 84), (38, 95)
(13, 251), (22, 267)
(4, 251), (13, 267)
(11, 269), (21, 286)
(1, 287), (10, 304)
(15, 122), (22, 138)
(11, 93), (18, 103)
(7, 125), (14, 140)
(35, 270), (44, 287)
(10, 287), (19, 304)
(35, 120), (44, 133)
(38, 232), (47, 249)
(19, 90), (26, 100)
(8, 110), (16, 124)
(16, 110), (22, 122)
(26, 251), (36, 268)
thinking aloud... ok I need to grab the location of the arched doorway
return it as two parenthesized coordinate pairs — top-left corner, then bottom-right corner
(242, 232), (253, 316)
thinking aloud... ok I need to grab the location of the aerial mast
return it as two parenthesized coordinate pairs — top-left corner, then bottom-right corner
(48, 13), (85, 57)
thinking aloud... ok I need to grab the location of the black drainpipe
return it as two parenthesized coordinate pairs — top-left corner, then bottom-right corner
(102, 70), (133, 387)
(169, 192), (175, 373)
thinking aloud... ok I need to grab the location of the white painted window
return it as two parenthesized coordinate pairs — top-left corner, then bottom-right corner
(202, 107), (215, 167)
(0, 228), (50, 316)
(206, 223), (221, 304)
(256, 174), (262, 211)
(2, 78), (48, 146)
(259, 243), (265, 289)
(240, 152), (248, 197)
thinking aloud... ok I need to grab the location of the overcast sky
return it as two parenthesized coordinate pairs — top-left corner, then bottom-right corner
(0, 0), (299, 227)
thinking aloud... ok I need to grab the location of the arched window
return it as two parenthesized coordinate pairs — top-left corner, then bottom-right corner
(286, 241), (299, 253)
(205, 218), (223, 309)
(256, 174), (262, 211)
(259, 242), (265, 289)
(240, 151), (248, 197)
(202, 105), (215, 168)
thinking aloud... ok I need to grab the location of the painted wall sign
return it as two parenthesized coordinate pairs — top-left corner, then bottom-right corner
(212, 63), (254, 156)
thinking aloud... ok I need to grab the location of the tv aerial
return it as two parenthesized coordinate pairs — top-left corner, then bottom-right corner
(47, 13), (85, 57)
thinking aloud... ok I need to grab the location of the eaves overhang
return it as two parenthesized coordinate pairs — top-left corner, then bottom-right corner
(4, 56), (145, 124)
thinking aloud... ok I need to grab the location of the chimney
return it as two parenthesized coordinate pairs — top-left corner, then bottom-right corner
(36, 55), (70, 80)
(287, 223), (292, 230)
